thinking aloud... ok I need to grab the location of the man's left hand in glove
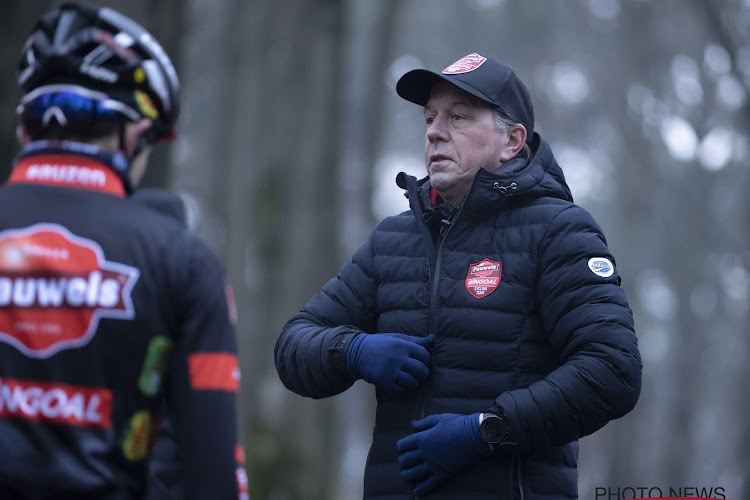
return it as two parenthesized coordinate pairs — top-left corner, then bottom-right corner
(396, 412), (492, 496)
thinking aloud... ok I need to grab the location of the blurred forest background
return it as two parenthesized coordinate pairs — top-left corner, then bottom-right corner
(2, 0), (749, 499)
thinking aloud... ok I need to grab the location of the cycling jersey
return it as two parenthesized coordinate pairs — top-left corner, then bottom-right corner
(0, 141), (247, 500)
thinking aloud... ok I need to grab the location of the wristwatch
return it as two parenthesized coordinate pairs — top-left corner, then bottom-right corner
(479, 412), (509, 446)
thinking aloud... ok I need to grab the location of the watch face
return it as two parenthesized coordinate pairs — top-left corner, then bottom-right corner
(480, 415), (508, 443)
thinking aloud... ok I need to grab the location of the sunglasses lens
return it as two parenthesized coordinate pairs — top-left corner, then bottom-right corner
(23, 92), (120, 121)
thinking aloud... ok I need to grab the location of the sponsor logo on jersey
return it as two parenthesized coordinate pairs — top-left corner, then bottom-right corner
(188, 352), (240, 392)
(465, 259), (502, 299)
(0, 377), (112, 428)
(237, 464), (250, 500)
(443, 53), (487, 74)
(588, 257), (615, 278)
(0, 223), (139, 358)
(9, 153), (127, 196)
(236, 443), (249, 499)
(225, 280), (238, 325)
(137, 336), (172, 397)
(121, 410), (152, 461)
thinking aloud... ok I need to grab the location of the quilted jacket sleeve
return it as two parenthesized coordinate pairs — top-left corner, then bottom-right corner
(274, 237), (379, 399)
(493, 205), (642, 454)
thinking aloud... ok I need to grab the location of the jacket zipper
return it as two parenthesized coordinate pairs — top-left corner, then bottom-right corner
(403, 175), (515, 499)
(514, 457), (525, 500)
(416, 203), (463, 420)
(414, 217), (437, 424)
(412, 212), (434, 500)
(415, 207), (465, 500)
(404, 178), (467, 500)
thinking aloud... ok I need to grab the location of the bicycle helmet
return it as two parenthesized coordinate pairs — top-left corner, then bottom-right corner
(17, 2), (180, 143)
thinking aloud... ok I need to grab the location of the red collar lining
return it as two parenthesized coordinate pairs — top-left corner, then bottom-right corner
(429, 187), (444, 206)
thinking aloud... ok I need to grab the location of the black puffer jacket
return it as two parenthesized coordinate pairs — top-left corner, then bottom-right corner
(275, 133), (642, 499)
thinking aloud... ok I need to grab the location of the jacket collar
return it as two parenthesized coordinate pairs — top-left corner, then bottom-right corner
(397, 132), (573, 218)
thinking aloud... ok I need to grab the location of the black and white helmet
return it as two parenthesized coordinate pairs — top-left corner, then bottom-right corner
(17, 2), (180, 142)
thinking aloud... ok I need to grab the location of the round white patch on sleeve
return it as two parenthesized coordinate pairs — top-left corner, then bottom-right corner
(588, 257), (615, 278)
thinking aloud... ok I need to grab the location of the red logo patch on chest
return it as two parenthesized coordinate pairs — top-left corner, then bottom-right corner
(465, 259), (502, 299)
(0, 223), (139, 358)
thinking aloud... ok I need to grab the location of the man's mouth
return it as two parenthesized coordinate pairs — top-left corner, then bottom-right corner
(428, 154), (452, 166)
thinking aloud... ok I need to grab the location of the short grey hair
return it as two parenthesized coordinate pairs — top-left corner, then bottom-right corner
(494, 107), (531, 159)
(493, 107), (516, 131)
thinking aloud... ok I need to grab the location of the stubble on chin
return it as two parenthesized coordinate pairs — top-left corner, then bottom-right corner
(428, 173), (458, 202)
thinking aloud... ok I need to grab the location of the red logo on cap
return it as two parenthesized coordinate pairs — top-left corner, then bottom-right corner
(465, 259), (502, 299)
(442, 53), (487, 75)
(0, 223), (139, 358)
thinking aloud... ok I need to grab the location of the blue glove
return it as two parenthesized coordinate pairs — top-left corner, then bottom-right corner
(346, 333), (433, 392)
(396, 413), (491, 496)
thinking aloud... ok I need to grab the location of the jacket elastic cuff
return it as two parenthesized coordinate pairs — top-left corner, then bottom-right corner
(326, 331), (359, 378)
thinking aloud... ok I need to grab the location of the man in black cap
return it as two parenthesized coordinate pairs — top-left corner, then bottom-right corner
(275, 53), (642, 499)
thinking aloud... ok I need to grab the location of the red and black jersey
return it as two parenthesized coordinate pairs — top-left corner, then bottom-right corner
(0, 143), (246, 500)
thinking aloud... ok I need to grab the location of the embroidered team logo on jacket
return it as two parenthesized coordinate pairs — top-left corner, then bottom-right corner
(465, 259), (502, 299)
(0, 223), (139, 358)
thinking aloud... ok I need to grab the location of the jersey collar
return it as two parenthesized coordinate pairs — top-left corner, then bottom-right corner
(7, 140), (130, 197)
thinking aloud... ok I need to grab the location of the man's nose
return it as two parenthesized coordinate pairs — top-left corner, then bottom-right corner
(426, 116), (449, 142)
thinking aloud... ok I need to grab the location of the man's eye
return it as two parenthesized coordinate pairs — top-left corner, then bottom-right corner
(451, 114), (465, 121)
(425, 117), (435, 125)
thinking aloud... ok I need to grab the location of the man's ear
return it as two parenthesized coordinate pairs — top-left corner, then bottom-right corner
(498, 125), (527, 162)
(124, 118), (153, 157)
(16, 124), (30, 147)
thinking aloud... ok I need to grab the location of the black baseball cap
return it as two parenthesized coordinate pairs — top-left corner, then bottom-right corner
(396, 53), (534, 140)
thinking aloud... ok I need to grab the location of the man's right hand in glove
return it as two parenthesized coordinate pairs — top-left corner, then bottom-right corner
(346, 333), (433, 392)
